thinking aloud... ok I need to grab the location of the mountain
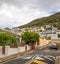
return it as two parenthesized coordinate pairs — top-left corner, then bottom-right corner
(19, 12), (60, 29)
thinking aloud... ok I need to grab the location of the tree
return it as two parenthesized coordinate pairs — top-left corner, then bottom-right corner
(0, 32), (19, 54)
(22, 31), (40, 49)
(0, 32), (18, 46)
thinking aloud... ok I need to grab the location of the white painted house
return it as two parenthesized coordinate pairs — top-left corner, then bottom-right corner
(40, 28), (60, 40)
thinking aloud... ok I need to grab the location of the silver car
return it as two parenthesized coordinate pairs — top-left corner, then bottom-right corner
(50, 43), (57, 49)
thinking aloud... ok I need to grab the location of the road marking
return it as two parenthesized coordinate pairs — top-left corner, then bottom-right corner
(35, 56), (44, 60)
(21, 55), (36, 59)
(31, 55), (36, 60)
(21, 55), (33, 59)
(45, 55), (55, 60)
(27, 59), (47, 64)
(24, 55), (55, 64)
(44, 56), (54, 62)
(49, 56), (55, 59)
(21, 54), (55, 63)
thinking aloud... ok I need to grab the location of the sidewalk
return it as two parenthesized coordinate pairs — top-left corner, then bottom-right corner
(0, 50), (35, 64)
(0, 54), (6, 58)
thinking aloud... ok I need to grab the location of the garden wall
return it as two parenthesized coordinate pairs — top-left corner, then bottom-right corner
(0, 45), (31, 56)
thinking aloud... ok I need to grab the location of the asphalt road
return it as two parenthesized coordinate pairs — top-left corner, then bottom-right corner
(4, 46), (60, 64)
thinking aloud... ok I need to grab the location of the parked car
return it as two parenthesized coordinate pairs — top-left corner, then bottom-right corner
(50, 43), (57, 49)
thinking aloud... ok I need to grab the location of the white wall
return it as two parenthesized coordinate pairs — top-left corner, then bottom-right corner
(51, 34), (58, 39)
(6, 46), (18, 55)
(18, 46), (25, 53)
(5, 45), (31, 56)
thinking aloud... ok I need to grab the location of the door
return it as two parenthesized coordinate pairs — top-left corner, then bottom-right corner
(2, 46), (5, 54)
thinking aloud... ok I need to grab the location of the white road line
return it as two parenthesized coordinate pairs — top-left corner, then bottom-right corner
(21, 56), (32, 59)
(44, 56), (54, 62)
(49, 56), (55, 59)
(22, 57), (32, 59)
(25, 55), (36, 64)
(45, 55), (55, 60)
(31, 55), (36, 60)
(35, 56), (44, 60)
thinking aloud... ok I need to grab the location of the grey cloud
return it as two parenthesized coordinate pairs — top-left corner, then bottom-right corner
(0, 0), (25, 8)
(0, 0), (60, 12)
(0, 0), (60, 28)
(25, 0), (60, 12)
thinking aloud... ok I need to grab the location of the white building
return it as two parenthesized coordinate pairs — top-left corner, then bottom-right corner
(40, 29), (60, 40)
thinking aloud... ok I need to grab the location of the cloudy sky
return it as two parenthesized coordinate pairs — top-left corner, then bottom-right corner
(0, 0), (60, 28)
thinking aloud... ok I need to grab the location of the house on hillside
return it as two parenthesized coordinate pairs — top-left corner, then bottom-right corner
(40, 27), (60, 40)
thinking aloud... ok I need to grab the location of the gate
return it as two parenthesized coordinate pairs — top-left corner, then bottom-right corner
(2, 46), (5, 54)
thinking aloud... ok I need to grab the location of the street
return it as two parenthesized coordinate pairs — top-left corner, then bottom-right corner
(4, 46), (60, 64)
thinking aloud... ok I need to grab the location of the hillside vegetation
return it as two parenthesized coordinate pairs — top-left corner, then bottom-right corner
(19, 12), (60, 29)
